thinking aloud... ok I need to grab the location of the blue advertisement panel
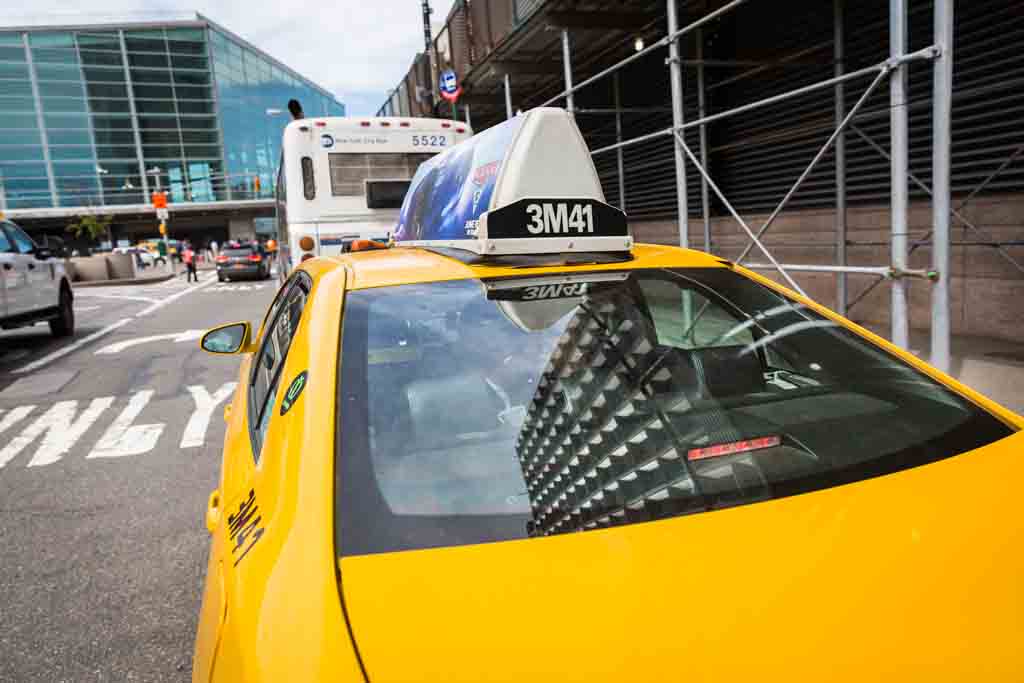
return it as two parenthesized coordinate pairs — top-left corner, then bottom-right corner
(395, 116), (523, 242)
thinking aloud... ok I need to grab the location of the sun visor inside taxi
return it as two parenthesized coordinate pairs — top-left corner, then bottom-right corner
(394, 108), (632, 256)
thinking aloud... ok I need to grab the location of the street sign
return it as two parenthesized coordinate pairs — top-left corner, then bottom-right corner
(439, 69), (462, 103)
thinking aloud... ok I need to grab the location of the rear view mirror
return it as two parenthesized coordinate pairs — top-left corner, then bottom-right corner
(201, 321), (252, 355)
(34, 247), (52, 260)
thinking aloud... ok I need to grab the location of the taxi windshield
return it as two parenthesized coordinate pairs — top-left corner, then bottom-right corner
(336, 268), (1013, 556)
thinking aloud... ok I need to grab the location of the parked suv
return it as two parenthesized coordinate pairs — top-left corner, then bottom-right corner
(0, 220), (74, 337)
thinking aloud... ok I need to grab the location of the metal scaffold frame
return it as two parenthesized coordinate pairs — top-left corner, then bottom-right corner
(542, 0), (962, 372)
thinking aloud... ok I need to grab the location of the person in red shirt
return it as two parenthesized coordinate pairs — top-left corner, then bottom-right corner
(183, 242), (197, 283)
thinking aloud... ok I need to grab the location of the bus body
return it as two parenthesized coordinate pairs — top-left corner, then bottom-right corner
(275, 116), (473, 276)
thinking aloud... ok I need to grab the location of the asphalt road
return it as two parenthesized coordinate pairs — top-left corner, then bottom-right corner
(0, 270), (277, 682)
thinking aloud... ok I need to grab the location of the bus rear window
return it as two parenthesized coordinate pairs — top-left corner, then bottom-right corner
(365, 180), (411, 208)
(328, 152), (433, 197)
(336, 269), (1014, 557)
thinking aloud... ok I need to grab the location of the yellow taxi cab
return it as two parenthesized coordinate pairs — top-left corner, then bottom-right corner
(193, 109), (1023, 682)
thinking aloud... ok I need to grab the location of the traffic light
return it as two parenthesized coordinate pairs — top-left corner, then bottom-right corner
(254, 175), (261, 193)
(159, 222), (167, 235)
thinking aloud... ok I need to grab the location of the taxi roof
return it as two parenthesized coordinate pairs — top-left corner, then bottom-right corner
(319, 243), (728, 291)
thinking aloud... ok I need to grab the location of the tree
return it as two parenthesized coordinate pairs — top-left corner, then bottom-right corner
(66, 214), (113, 247)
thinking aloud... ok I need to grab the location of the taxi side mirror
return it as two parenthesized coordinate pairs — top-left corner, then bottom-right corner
(201, 321), (254, 355)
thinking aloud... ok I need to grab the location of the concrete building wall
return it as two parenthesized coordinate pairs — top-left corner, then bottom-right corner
(632, 193), (1024, 343)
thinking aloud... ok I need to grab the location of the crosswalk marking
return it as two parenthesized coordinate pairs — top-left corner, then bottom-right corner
(205, 284), (270, 293)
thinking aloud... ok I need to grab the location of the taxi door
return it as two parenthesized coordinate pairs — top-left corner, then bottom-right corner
(198, 273), (313, 681)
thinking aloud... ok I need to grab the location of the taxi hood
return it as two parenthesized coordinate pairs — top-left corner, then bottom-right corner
(339, 431), (1024, 682)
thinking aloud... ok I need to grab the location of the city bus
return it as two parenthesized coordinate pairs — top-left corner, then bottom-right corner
(274, 115), (473, 278)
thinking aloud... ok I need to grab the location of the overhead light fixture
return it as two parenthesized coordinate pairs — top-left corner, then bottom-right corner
(634, 36), (645, 52)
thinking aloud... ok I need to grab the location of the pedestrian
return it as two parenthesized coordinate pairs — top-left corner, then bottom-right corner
(183, 242), (198, 283)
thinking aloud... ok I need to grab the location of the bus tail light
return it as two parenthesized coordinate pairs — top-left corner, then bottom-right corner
(248, 254), (262, 263)
(216, 255), (228, 263)
(298, 236), (315, 252)
(456, 127), (466, 133)
(441, 122), (452, 129)
(399, 121), (410, 127)
(360, 121), (371, 127)
(380, 121), (391, 127)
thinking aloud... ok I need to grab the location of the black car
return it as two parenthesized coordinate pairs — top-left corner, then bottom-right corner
(216, 245), (270, 281)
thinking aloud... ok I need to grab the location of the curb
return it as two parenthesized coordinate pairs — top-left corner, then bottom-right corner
(72, 273), (176, 288)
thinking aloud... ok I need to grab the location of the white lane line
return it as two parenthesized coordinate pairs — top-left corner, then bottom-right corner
(135, 273), (218, 317)
(74, 305), (101, 312)
(12, 318), (132, 375)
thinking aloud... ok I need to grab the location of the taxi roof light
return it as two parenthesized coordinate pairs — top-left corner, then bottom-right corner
(395, 108), (633, 258)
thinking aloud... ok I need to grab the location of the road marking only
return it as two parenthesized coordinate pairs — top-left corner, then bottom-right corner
(95, 329), (205, 355)
(0, 381), (237, 469)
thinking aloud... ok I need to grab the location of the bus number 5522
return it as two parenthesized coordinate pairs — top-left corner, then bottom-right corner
(412, 135), (448, 148)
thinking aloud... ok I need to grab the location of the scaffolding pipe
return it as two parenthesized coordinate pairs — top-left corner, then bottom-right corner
(613, 72), (626, 211)
(681, 48), (934, 133)
(539, 0), (750, 108)
(667, 0), (689, 247)
(890, 0), (910, 350)
(834, 0), (848, 315)
(697, 27), (711, 252)
(574, 107), (672, 114)
(931, 0), (954, 372)
(561, 29), (575, 113)
(589, 47), (935, 156)
(504, 73), (513, 120)
(743, 263), (933, 278)
(849, 126), (1024, 275)
(734, 66), (891, 265)
(674, 131), (805, 294)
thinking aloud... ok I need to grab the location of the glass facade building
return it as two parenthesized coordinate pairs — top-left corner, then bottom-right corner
(0, 15), (344, 211)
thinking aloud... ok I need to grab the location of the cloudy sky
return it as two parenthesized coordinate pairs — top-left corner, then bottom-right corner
(0, 0), (456, 115)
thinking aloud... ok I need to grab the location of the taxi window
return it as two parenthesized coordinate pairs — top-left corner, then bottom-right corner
(249, 276), (309, 459)
(336, 269), (1014, 556)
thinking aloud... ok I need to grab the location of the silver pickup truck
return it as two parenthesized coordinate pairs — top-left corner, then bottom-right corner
(0, 219), (74, 338)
